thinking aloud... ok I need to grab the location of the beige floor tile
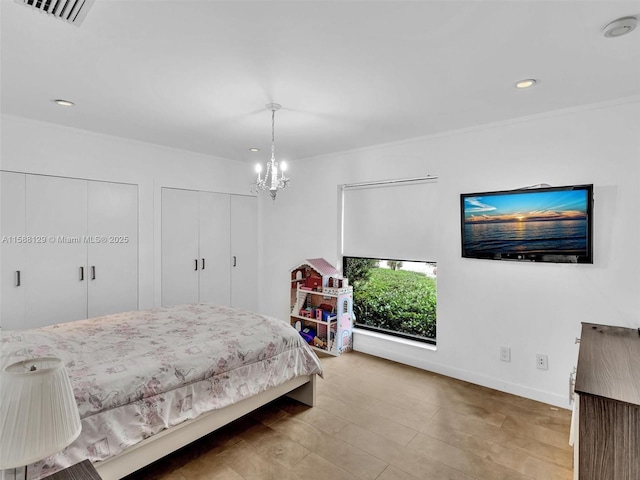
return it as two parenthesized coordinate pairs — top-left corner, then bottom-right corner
(237, 421), (311, 469)
(418, 419), (495, 458)
(426, 407), (573, 465)
(501, 415), (572, 451)
(375, 465), (423, 480)
(520, 454), (573, 480)
(485, 439), (572, 479)
(347, 370), (506, 429)
(269, 415), (388, 480)
(214, 439), (304, 480)
(327, 379), (438, 428)
(407, 432), (531, 480)
(290, 453), (360, 480)
(337, 422), (475, 480)
(318, 392), (419, 445)
(449, 385), (569, 434)
(330, 374), (441, 421)
(278, 396), (349, 436)
(178, 460), (245, 480)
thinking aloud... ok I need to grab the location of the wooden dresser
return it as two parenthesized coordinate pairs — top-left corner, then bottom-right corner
(574, 323), (640, 480)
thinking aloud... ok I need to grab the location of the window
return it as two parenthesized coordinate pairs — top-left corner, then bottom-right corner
(341, 177), (438, 344)
(343, 256), (437, 344)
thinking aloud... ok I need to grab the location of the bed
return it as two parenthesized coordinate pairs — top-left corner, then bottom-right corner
(0, 304), (323, 480)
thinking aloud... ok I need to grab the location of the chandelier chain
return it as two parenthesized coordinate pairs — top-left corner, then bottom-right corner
(271, 108), (276, 160)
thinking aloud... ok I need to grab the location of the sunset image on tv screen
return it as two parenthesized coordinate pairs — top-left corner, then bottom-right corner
(462, 189), (589, 256)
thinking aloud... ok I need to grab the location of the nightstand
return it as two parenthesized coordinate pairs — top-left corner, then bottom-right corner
(42, 460), (102, 480)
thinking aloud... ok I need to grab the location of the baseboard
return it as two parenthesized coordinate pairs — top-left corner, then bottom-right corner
(353, 329), (570, 410)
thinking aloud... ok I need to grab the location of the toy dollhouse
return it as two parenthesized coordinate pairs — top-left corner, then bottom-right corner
(290, 258), (353, 355)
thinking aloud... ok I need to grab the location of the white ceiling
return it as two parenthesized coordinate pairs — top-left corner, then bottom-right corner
(2, 1), (639, 164)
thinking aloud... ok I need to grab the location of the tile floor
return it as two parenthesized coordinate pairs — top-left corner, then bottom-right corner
(123, 351), (573, 480)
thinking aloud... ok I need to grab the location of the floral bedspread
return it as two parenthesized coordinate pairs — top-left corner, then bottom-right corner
(0, 304), (323, 479)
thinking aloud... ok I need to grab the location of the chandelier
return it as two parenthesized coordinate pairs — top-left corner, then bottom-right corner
(252, 103), (290, 200)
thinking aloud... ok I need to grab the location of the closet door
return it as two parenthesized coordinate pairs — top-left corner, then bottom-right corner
(230, 195), (258, 311)
(1, 172), (27, 330)
(87, 181), (139, 318)
(198, 191), (231, 306)
(25, 175), (88, 327)
(161, 188), (199, 306)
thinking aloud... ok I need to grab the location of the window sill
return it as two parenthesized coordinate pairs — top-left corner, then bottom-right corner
(353, 327), (437, 352)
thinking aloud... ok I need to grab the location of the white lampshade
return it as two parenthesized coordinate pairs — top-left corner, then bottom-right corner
(0, 357), (81, 469)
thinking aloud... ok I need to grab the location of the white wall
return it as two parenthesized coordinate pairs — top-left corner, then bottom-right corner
(0, 114), (256, 310)
(257, 98), (640, 408)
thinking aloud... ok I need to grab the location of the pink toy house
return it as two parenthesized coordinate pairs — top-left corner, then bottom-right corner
(290, 258), (353, 355)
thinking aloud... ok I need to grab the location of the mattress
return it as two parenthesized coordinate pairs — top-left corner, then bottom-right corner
(0, 304), (323, 478)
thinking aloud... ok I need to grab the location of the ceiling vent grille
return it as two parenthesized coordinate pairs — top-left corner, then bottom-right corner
(15, 0), (96, 26)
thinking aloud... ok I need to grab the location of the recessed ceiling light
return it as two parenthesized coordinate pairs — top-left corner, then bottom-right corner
(515, 79), (537, 89)
(52, 99), (75, 107)
(249, 148), (260, 152)
(603, 16), (637, 38)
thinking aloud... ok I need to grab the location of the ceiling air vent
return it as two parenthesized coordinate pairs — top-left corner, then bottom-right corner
(15, 0), (96, 26)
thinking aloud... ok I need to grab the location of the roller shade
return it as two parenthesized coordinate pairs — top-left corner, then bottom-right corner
(342, 178), (438, 261)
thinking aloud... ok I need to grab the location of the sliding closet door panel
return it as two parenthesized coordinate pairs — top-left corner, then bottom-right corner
(230, 195), (258, 311)
(25, 175), (88, 327)
(161, 188), (199, 306)
(1, 172), (27, 329)
(87, 181), (139, 318)
(199, 191), (231, 306)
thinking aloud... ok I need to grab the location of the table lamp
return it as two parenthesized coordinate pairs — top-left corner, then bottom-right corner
(0, 357), (81, 479)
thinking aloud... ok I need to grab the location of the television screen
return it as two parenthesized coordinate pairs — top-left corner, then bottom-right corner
(460, 184), (593, 263)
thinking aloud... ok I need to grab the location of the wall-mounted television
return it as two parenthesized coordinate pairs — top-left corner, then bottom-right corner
(460, 184), (593, 263)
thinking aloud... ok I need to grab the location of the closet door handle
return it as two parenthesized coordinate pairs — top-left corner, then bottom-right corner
(16, 270), (21, 287)
(201, 258), (205, 270)
(80, 266), (85, 281)
(195, 259), (198, 271)
(233, 256), (237, 267)
(91, 266), (96, 280)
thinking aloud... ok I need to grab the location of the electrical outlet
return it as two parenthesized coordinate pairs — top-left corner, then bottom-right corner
(536, 354), (548, 370)
(500, 346), (511, 362)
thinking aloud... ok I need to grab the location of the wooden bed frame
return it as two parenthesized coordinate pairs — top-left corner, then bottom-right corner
(94, 374), (316, 480)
